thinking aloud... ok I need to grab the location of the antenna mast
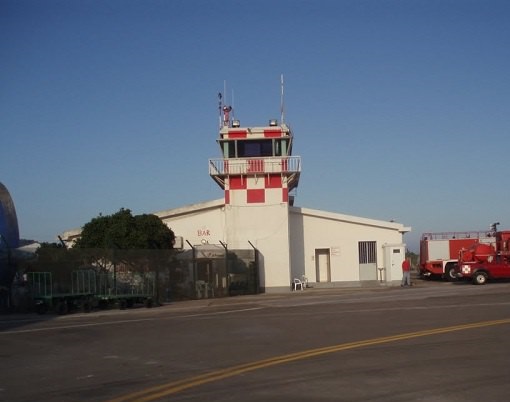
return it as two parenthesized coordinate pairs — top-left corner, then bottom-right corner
(231, 89), (235, 120)
(280, 74), (285, 124)
(218, 92), (223, 129)
(219, 80), (232, 128)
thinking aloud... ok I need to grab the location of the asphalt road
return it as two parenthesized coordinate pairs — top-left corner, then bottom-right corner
(1, 279), (510, 402)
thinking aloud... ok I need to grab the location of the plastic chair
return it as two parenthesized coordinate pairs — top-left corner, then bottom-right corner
(293, 278), (304, 291)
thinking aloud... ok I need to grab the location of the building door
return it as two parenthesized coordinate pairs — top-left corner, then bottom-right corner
(315, 249), (331, 282)
(359, 241), (377, 281)
(383, 244), (406, 283)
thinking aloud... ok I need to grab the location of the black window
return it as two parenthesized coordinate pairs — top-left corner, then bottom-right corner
(237, 140), (273, 157)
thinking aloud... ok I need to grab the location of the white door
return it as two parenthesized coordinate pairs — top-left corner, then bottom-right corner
(315, 249), (330, 282)
(383, 244), (406, 283)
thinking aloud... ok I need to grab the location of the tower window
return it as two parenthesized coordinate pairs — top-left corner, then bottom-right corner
(238, 140), (273, 157)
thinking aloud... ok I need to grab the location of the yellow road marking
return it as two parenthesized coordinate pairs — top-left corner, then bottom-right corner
(107, 318), (510, 402)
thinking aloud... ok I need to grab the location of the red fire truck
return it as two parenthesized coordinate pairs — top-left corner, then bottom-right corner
(456, 230), (510, 284)
(419, 230), (495, 280)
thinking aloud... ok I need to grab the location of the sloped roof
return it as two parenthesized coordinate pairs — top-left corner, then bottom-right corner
(290, 205), (411, 233)
(155, 199), (224, 220)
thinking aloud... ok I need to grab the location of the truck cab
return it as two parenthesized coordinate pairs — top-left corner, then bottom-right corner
(456, 231), (510, 284)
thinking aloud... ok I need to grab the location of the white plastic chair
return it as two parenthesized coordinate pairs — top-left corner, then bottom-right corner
(293, 278), (304, 291)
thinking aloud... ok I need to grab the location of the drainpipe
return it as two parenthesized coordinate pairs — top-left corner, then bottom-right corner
(219, 240), (228, 295)
(248, 240), (259, 293)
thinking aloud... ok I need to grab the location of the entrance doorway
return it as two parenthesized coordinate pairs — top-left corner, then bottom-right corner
(315, 249), (331, 282)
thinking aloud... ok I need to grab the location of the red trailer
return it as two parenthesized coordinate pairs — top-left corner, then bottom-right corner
(419, 230), (495, 280)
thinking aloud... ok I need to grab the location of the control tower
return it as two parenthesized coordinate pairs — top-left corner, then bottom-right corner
(209, 101), (301, 290)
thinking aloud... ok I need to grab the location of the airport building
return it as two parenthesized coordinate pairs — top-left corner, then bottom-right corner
(62, 106), (410, 294)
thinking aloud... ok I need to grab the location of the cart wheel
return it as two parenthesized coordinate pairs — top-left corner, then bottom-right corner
(56, 301), (68, 315)
(35, 302), (47, 315)
(144, 298), (153, 308)
(82, 300), (92, 313)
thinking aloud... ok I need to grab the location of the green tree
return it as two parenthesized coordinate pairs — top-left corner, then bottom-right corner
(74, 209), (176, 303)
(75, 208), (175, 250)
(28, 242), (81, 292)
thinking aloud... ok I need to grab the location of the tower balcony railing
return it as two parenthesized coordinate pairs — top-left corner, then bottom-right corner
(209, 156), (301, 176)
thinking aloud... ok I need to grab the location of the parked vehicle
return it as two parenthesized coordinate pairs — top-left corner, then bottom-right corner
(456, 229), (510, 285)
(27, 269), (155, 314)
(419, 230), (494, 280)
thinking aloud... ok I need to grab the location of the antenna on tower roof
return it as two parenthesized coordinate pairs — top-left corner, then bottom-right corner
(218, 92), (223, 129)
(231, 88), (235, 121)
(219, 80), (232, 128)
(280, 73), (285, 124)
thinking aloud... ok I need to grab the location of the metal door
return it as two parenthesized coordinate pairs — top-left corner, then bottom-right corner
(359, 241), (377, 281)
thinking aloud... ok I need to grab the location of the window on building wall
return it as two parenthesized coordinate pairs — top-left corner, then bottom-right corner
(237, 140), (273, 157)
(275, 140), (282, 156)
(272, 139), (286, 156)
(358, 241), (377, 264)
(227, 141), (236, 158)
(220, 140), (236, 158)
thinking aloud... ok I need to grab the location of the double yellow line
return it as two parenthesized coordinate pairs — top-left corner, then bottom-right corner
(107, 318), (510, 402)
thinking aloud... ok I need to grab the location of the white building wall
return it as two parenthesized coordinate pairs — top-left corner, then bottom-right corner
(289, 207), (407, 285)
(156, 199), (292, 291)
(61, 199), (410, 291)
(155, 202), (409, 290)
(156, 200), (226, 247)
(225, 203), (291, 291)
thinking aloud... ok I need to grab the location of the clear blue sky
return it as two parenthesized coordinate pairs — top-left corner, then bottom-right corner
(1, 0), (509, 252)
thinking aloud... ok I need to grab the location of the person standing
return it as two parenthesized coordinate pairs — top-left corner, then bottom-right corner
(401, 258), (411, 287)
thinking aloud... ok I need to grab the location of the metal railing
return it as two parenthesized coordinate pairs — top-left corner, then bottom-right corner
(421, 230), (493, 241)
(209, 156), (301, 176)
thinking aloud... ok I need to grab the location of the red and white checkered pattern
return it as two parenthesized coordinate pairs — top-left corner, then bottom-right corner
(219, 125), (293, 205)
(225, 174), (288, 205)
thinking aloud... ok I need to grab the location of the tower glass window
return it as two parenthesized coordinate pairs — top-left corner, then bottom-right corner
(237, 140), (273, 157)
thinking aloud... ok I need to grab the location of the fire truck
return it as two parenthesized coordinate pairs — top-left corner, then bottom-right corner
(419, 229), (495, 280)
(456, 230), (510, 284)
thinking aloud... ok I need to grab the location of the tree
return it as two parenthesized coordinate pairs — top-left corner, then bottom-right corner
(31, 242), (77, 287)
(73, 208), (176, 274)
(74, 209), (176, 303)
(75, 208), (175, 251)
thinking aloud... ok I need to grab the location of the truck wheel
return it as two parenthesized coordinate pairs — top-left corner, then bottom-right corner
(444, 263), (458, 282)
(472, 272), (488, 285)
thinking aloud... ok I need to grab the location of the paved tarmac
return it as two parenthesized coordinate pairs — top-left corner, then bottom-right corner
(2, 277), (510, 402)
